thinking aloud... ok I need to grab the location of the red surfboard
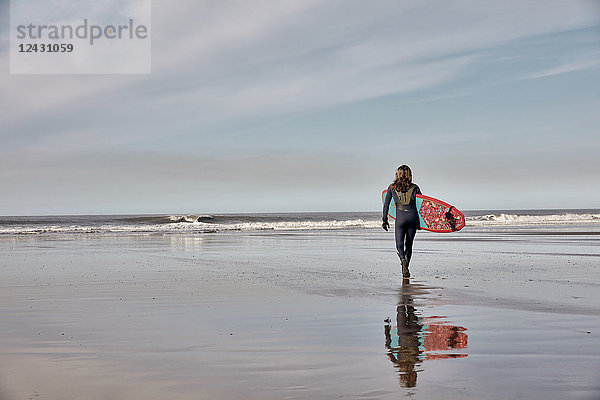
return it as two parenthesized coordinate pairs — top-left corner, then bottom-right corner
(382, 190), (465, 233)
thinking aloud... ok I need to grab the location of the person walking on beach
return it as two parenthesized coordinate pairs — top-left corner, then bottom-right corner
(382, 165), (422, 278)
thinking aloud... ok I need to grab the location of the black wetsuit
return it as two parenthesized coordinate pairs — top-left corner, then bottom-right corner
(383, 184), (421, 265)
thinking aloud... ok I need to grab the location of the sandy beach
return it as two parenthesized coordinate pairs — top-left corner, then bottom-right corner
(1, 225), (599, 400)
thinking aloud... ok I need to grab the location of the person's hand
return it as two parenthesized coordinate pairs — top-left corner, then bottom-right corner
(382, 220), (389, 231)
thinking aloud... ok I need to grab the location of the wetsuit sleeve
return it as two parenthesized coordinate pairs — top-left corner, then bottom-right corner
(414, 185), (422, 230)
(383, 188), (393, 222)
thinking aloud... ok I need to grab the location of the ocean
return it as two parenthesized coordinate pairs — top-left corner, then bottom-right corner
(1, 209), (599, 235)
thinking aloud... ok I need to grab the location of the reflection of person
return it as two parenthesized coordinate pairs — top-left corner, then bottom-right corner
(382, 165), (422, 278)
(384, 279), (423, 387)
(385, 280), (469, 388)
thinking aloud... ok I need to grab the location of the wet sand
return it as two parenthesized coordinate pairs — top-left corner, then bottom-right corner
(1, 227), (599, 399)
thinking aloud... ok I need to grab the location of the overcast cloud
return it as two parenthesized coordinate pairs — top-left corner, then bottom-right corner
(1, 0), (599, 214)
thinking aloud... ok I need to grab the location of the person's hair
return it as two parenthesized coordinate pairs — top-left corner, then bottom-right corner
(391, 165), (412, 192)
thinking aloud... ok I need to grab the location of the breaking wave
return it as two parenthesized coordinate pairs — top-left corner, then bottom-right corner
(1, 210), (599, 235)
(466, 212), (600, 226)
(0, 213), (379, 235)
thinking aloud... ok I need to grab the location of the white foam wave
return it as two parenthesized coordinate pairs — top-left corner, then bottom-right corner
(466, 213), (600, 226)
(2, 212), (599, 235)
(168, 215), (204, 223)
(0, 219), (381, 235)
(196, 219), (379, 231)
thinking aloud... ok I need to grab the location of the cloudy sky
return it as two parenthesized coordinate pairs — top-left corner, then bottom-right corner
(1, 0), (599, 215)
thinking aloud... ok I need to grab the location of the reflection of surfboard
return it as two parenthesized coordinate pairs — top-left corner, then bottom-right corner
(386, 316), (468, 361)
(382, 190), (465, 233)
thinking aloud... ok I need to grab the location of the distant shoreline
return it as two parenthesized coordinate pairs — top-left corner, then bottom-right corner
(0, 209), (599, 235)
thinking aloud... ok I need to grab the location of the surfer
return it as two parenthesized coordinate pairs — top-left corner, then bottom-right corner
(382, 165), (421, 278)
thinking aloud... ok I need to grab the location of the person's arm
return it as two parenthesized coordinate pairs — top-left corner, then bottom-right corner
(414, 185), (422, 230)
(382, 188), (392, 231)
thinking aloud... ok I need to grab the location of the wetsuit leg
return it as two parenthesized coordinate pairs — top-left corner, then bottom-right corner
(394, 219), (408, 259)
(395, 211), (419, 264)
(404, 224), (417, 266)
